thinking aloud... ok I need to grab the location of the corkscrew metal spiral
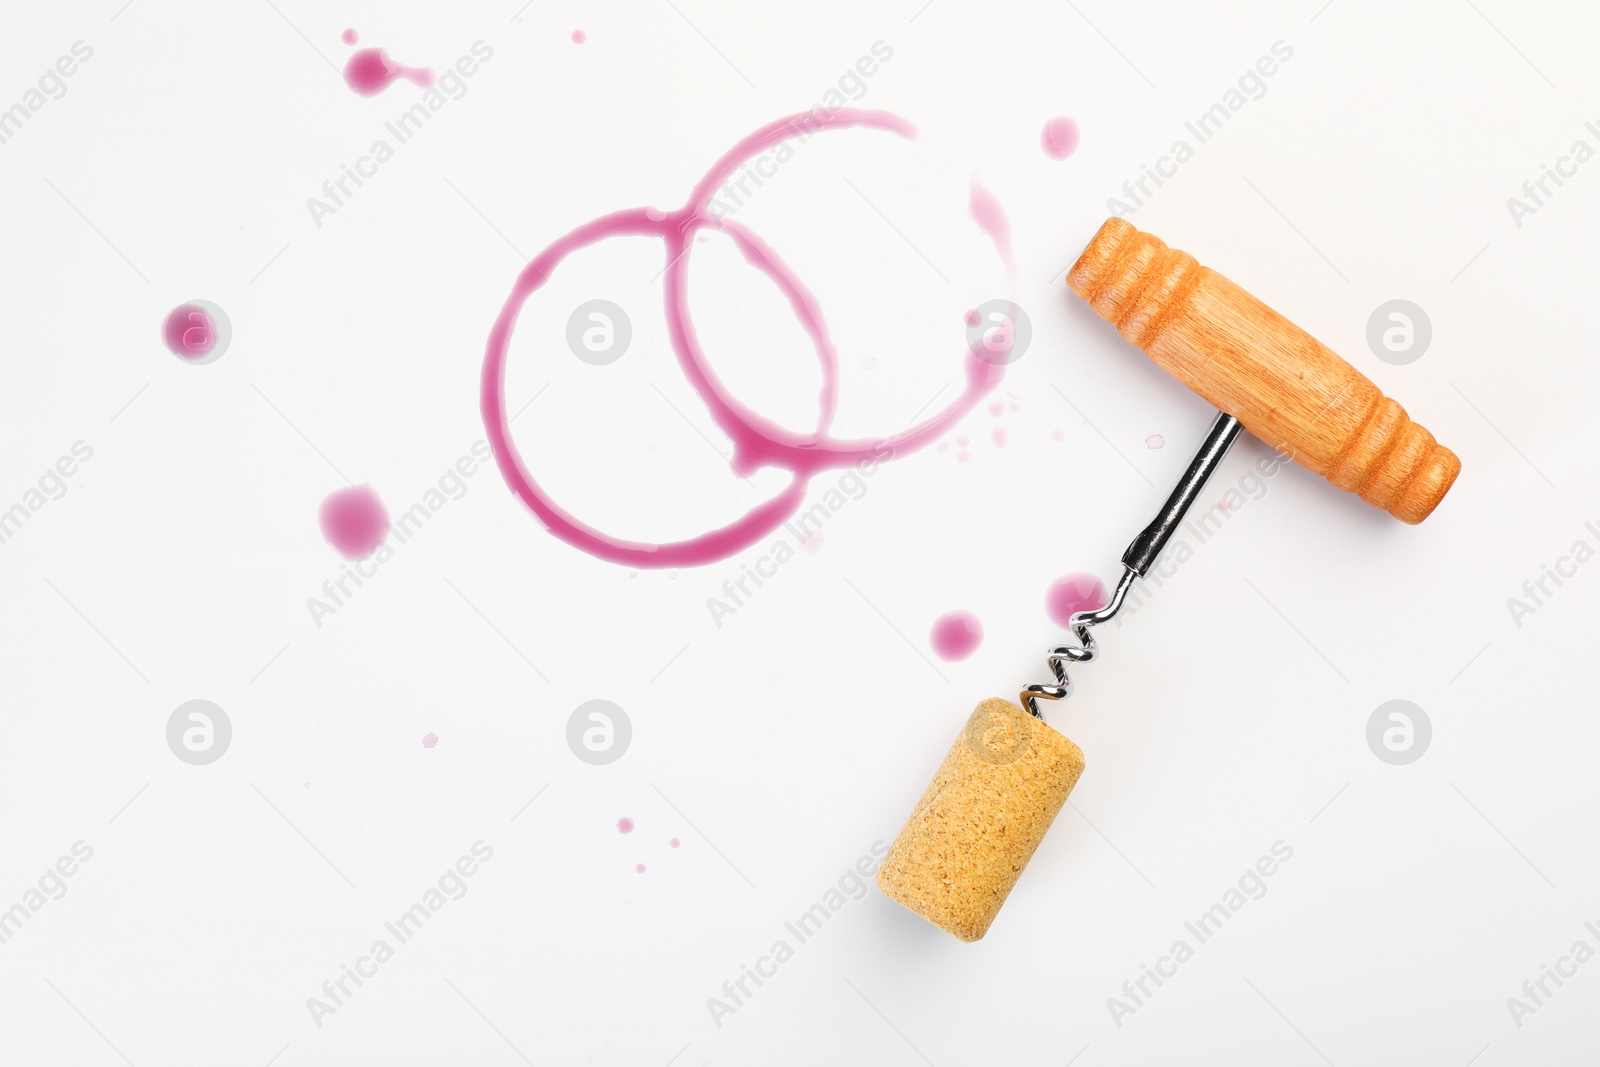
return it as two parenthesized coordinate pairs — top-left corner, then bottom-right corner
(1020, 569), (1135, 716)
(1022, 411), (1243, 720)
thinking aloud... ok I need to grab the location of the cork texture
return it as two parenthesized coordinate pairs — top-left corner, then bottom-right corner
(877, 698), (1085, 941)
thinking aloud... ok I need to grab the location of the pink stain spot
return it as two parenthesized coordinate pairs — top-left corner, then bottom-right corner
(957, 451), (971, 464)
(968, 180), (1016, 282)
(162, 303), (216, 359)
(1052, 428), (1066, 442)
(801, 532), (824, 555)
(480, 111), (1012, 569)
(344, 47), (435, 96)
(1146, 434), (1165, 449)
(956, 435), (970, 448)
(617, 817), (634, 834)
(1047, 573), (1107, 628)
(422, 733), (438, 749)
(1041, 116), (1081, 160)
(319, 485), (389, 560)
(572, 29), (587, 43)
(670, 838), (681, 848)
(931, 610), (984, 661)
(989, 401), (1004, 417)
(964, 308), (981, 327)
(341, 28), (359, 45)
(1219, 496), (1235, 512)
(992, 427), (1008, 447)
(636, 863), (647, 873)
(937, 440), (950, 452)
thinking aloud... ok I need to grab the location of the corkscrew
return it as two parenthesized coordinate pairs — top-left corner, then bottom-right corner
(1021, 410), (1242, 717)
(876, 217), (1463, 942)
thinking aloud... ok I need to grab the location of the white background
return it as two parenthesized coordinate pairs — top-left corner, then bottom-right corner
(0, 0), (1595, 1064)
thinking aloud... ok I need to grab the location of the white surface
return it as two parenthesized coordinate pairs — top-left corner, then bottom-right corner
(0, 1), (1595, 1064)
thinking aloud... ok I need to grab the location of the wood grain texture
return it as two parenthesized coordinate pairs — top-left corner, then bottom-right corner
(1068, 218), (1460, 524)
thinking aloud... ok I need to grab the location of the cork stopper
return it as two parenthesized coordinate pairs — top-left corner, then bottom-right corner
(877, 698), (1085, 941)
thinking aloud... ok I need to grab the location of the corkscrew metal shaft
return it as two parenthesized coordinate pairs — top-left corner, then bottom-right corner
(1022, 411), (1242, 717)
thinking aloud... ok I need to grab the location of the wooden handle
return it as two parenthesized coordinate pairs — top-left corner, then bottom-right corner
(1068, 218), (1460, 524)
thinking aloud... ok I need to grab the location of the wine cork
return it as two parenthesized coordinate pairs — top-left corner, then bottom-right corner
(877, 698), (1085, 941)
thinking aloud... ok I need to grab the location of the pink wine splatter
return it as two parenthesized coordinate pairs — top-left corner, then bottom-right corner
(341, 28), (359, 46)
(670, 837), (681, 848)
(319, 485), (389, 559)
(1040, 116), (1080, 160)
(162, 303), (216, 359)
(343, 40), (434, 96)
(422, 732), (438, 748)
(931, 610), (983, 661)
(1046, 572), (1107, 628)
(572, 30), (587, 44)
(617, 817), (634, 834)
(968, 180), (1016, 283)
(1146, 434), (1165, 449)
(636, 863), (647, 873)
(481, 110), (1012, 568)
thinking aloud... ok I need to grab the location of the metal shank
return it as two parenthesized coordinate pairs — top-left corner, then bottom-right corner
(1122, 413), (1242, 577)
(1021, 411), (1242, 718)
